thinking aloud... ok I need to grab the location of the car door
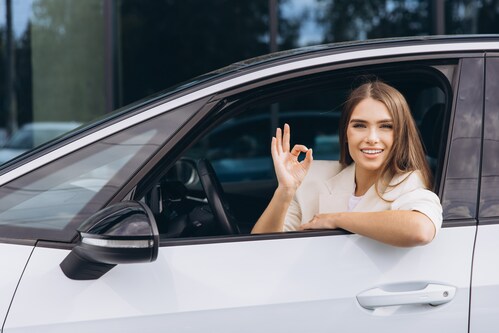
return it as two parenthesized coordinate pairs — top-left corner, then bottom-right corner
(3, 56), (482, 333)
(0, 243), (34, 331)
(470, 55), (499, 332)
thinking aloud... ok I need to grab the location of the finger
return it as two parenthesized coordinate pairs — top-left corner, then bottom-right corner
(299, 216), (316, 230)
(301, 148), (314, 170)
(283, 123), (291, 153)
(290, 144), (308, 157)
(270, 137), (278, 159)
(275, 127), (283, 155)
(298, 222), (312, 230)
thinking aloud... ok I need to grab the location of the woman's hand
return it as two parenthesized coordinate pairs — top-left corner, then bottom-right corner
(271, 124), (313, 191)
(299, 213), (338, 230)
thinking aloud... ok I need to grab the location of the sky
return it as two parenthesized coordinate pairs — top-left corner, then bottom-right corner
(0, 0), (34, 38)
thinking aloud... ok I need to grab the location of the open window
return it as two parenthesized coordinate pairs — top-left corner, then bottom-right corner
(141, 61), (455, 240)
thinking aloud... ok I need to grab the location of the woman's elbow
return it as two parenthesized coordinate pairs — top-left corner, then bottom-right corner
(410, 217), (436, 246)
(411, 230), (433, 246)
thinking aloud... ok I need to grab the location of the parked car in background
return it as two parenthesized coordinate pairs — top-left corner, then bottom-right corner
(0, 122), (82, 164)
(0, 36), (498, 332)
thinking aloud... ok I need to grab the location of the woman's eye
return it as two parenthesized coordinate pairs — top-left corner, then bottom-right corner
(352, 123), (365, 128)
(380, 124), (393, 129)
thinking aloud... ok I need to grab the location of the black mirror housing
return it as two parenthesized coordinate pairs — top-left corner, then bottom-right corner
(60, 201), (159, 280)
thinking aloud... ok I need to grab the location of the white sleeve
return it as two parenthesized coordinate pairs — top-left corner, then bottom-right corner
(391, 187), (443, 235)
(283, 196), (302, 232)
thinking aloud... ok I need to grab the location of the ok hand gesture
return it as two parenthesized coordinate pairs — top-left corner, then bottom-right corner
(271, 124), (313, 191)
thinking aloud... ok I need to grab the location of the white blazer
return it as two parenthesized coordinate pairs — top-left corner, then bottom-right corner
(283, 161), (443, 233)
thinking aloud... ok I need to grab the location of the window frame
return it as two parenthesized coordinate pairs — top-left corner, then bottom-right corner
(478, 55), (499, 222)
(132, 56), (462, 247)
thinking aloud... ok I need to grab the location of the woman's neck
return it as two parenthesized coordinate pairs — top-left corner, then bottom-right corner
(354, 167), (380, 196)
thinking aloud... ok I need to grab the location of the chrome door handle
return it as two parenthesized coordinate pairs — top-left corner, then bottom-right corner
(356, 283), (456, 310)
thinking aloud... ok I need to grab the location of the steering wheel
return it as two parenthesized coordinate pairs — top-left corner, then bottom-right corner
(197, 159), (240, 235)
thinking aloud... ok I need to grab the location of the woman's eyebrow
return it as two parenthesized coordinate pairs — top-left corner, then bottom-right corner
(349, 118), (393, 123)
(349, 118), (366, 123)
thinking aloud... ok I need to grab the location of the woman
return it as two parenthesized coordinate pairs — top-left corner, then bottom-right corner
(251, 81), (442, 247)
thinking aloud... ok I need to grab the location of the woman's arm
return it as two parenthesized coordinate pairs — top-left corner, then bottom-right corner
(251, 124), (313, 234)
(251, 187), (295, 233)
(299, 210), (436, 247)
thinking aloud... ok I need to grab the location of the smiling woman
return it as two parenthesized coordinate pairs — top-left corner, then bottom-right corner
(345, 97), (395, 193)
(251, 81), (442, 247)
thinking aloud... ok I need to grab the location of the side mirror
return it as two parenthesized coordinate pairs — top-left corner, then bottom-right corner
(60, 201), (159, 280)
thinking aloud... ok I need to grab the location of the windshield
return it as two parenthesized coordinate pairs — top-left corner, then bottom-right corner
(0, 101), (199, 242)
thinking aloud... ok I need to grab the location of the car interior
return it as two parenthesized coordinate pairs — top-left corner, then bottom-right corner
(141, 61), (455, 240)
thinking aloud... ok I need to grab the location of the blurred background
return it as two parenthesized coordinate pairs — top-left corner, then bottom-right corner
(0, 0), (497, 158)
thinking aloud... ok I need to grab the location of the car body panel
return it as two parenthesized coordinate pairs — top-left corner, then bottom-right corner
(470, 225), (499, 332)
(6, 227), (474, 333)
(0, 244), (33, 328)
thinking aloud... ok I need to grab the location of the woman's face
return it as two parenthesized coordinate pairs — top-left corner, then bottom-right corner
(346, 97), (394, 176)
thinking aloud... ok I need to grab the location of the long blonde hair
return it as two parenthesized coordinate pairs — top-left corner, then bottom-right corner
(339, 81), (432, 189)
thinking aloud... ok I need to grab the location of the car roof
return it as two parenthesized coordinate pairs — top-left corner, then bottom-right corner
(201, 35), (499, 81)
(103, 35), (499, 121)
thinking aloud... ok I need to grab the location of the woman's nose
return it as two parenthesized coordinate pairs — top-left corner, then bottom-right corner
(365, 128), (379, 143)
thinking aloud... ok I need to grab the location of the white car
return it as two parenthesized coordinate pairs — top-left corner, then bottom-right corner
(0, 36), (498, 332)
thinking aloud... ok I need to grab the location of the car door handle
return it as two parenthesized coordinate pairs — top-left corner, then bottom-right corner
(356, 283), (456, 310)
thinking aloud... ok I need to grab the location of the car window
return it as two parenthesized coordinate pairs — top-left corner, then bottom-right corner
(186, 88), (345, 183)
(480, 57), (499, 218)
(0, 130), (156, 229)
(149, 62), (454, 239)
(0, 102), (200, 242)
(187, 71), (450, 184)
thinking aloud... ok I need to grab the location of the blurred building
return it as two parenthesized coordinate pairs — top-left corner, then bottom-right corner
(0, 0), (498, 134)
